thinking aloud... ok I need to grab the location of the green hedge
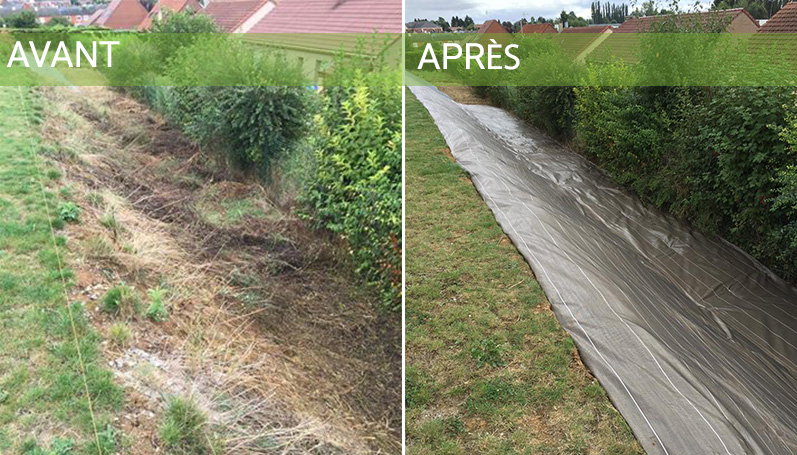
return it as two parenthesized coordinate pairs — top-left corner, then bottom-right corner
(303, 62), (402, 310)
(480, 84), (797, 285)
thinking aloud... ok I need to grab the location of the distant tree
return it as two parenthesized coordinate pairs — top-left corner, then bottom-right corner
(433, 16), (451, 31)
(641, 0), (658, 16)
(48, 16), (72, 27)
(150, 9), (217, 33)
(746, 2), (769, 18)
(7, 11), (38, 28)
(591, 1), (629, 23)
(464, 15), (474, 26)
(713, 0), (785, 18)
(559, 10), (589, 27)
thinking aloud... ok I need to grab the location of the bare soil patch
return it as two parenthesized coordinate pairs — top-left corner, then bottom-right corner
(436, 86), (488, 105)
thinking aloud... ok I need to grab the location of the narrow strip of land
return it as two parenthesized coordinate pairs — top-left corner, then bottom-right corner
(410, 85), (797, 455)
(405, 88), (643, 455)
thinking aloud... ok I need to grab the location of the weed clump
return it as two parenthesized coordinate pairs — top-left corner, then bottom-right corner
(57, 202), (80, 223)
(100, 210), (122, 240)
(160, 396), (221, 455)
(470, 338), (506, 368)
(108, 322), (132, 347)
(145, 287), (169, 322)
(102, 284), (141, 316)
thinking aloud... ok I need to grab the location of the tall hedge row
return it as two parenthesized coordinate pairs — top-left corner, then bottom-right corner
(478, 84), (797, 284)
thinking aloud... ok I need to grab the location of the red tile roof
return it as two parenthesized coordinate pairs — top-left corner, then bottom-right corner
(616, 8), (757, 33)
(520, 23), (557, 33)
(478, 19), (508, 33)
(562, 25), (611, 33)
(202, 0), (269, 32)
(89, 0), (148, 29)
(758, 1), (797, 32)
(139, 0), (200, 30)
(248, 0), (402, 33)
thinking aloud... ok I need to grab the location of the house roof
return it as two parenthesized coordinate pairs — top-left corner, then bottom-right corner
(248, 0), (402, 33)
(89, 0), (148, 29)
(757, 1), (797, 32)
(520, 23), (556, 33)
(200, 0), (268, 32)
(548, 25), (611, 56)
(139, 0), (200, 30)
(406, 20), (442, 30)
(616, 8), (757, 33)
(0, 4), (100, 17)
(562, 25), (611, 33)
(478, 19), (507, 33)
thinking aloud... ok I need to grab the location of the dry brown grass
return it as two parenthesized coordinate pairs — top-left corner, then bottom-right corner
(41, 86), (400, 454)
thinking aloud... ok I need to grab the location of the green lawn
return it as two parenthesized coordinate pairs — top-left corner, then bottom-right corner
(0, 87), (122, 454)
(405, 88), (644, 455)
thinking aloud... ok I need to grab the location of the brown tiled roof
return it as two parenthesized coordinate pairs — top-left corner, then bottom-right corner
(478, 19), (508, 33)
(758, 1), (797, 32)
(520, 23), (556, 33)
(751, 2), (797, 62)
(562, 25), (611, 33)
(201, 0), (268, 32)
(248, 0), (402, 33)
(616, 8), (757, 32)
(89, 0), (148, 29)
(550, 27), (611, 56)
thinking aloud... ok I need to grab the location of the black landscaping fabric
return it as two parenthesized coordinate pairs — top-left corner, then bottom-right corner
(410, 85), (797, 455)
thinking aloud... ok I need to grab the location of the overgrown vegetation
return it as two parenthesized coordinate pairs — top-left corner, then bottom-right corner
(472, 17), (797, 285)
(406, 90), (642, 454)
(114, 11), (402, 308)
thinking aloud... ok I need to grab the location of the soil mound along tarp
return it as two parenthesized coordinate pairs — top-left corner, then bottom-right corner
(410, 85), (797, 455)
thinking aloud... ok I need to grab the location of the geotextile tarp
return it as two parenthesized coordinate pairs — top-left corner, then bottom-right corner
(410, 85), (797, 455)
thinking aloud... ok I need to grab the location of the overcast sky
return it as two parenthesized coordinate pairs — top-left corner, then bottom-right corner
(406, 0), (713, 25)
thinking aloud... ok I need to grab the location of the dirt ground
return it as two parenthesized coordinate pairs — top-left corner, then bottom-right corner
(437, 86), (488, 105)
(40, 86), (401, 454)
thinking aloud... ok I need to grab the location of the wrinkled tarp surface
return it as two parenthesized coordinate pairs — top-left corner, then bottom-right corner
(410, 85), (797, 455)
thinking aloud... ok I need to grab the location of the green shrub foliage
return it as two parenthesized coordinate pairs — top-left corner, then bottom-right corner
(482, 83), (797, 284)
(168, 86), (311, 174)
(305, 60), (402, 309)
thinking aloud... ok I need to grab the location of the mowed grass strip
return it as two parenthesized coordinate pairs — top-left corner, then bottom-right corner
(0, 87), (122, 454)
(405, 89), (644, 455)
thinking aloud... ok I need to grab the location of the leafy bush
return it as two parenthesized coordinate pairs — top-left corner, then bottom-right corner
(150, 9), (217, 34)
(6, 11), (38, 29)
(167, 86), (311, 175)
(304, 67), (402, 309)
